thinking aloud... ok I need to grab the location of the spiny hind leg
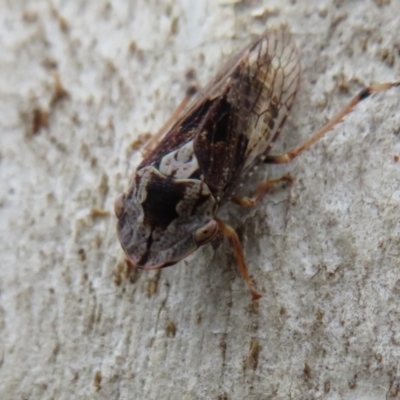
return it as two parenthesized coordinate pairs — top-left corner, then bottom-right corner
(264, 81), (400, 165)
(232, 175), (292, 208)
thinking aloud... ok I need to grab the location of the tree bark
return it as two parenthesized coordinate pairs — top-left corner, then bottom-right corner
(1, 1), (400, 399)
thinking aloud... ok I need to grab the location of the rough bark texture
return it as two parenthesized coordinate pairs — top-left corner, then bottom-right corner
(1, 1), (400, 399)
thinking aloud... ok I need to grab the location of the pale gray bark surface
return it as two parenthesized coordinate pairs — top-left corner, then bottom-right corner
(1, 1), (400, 399)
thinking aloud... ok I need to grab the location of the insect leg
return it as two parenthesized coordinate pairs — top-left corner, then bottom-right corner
(142, 71), (199, 157)
(232, 175), (292, 208)
(264, 81), (400, 164)
(216, 218), (262, 301)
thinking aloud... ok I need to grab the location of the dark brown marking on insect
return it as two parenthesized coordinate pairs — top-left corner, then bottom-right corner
(194, 97), (248, 197)
(266, 118), (275, 132)
(137, 234), (154, 266)
(188, 168), (202, 180)
(139, 100), (213, 168)
(191, 191), (214, 216)
(210, 105), (232, 142)
(233, 65), (266, 123)
(271, 94), (279, 106)
(359, 87), (371, 101)
(266, 101), (281, 130)
(141, 172), (186, 230)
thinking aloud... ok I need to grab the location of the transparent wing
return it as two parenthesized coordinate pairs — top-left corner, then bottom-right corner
(192, 28), (301, 198)
(235, 28), (301, 173)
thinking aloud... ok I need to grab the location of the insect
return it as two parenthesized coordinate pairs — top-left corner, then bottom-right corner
(114, 28), (399, 300)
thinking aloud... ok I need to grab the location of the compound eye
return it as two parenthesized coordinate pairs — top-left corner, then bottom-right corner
(114, 192), (126, 218)
(193, 220), (218, 246)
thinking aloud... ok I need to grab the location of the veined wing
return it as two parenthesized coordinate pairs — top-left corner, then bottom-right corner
(193, 28), (300, 199)
(139, 28), (300, 201)
(138, 33), (251, 170)
(238, 28), (300, 172)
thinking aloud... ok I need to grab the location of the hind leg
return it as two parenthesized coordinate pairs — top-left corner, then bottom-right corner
(232, 175), (292, 208)
(264, 82), (400, 165)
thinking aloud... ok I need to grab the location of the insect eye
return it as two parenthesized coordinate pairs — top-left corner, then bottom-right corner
(114, 192), (126, 218)
(193, 220), (218, 246)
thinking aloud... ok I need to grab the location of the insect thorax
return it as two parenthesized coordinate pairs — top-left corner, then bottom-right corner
(116, 163), (217, 268)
